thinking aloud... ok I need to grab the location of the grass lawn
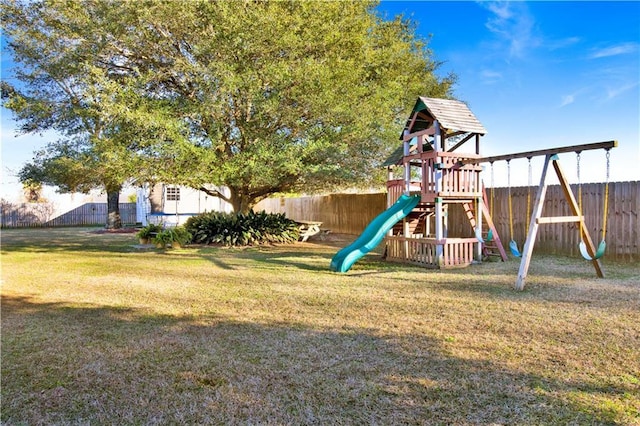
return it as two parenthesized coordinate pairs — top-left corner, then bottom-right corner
(1, 227), (639, 425)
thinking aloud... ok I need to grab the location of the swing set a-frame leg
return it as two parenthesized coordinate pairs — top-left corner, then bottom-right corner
(514, 154), (603, 291)
(515, 155), (552, 290)
(551, 158), (604, 278)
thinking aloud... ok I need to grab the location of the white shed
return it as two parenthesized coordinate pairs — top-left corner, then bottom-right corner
(136, 183), (232, 226)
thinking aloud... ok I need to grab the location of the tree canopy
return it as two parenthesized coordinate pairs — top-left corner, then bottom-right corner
(1, 0), (185, 226)
(2, 0), (455, 214)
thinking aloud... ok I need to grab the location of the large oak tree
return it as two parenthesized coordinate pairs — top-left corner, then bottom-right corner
(2, 0), (455, 214)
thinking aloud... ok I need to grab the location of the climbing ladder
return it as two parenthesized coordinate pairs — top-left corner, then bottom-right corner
(461, 186), (508, 262)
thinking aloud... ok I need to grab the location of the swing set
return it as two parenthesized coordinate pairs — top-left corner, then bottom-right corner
(576, 150), (611, 260)
(463, 140), (617, 290)
(505, 157), (533, 258)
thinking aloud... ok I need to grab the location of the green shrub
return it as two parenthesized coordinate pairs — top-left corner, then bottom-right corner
(152, 229), (174, 247)
(170, 226), (192, 246)
(137, 223), (162, 240)
(152, 226), (192, 248)
(185, 211), (299, 246)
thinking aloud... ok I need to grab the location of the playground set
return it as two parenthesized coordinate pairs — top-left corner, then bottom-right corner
(330, 97), (616, 290)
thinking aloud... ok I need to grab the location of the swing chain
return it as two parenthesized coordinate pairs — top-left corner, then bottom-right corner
(490, 161), (495, 187)
(602, 149), (611, 240)
(526, 157), (532, 234)
(576, 152), (583, 209)
(489, 161), (495, 217)
(507, 160), (515, 239)
(506, 159), (521, 257)
(575, 152), (586, 240)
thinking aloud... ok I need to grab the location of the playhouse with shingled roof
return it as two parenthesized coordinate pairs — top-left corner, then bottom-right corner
(383, 97), (507, 268)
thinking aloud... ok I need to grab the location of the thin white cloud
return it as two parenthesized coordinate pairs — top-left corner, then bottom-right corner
(589, 42), (639, 59)
(481, 69), (502, 83)
(559, 94), (575, 107)
(547, 36), (581, 51)
(558, 87), (591, 108)
(480, 1), (539, 59)
(606, 82), (639, 100)
(557, 79), (637, 106)
(484, 1), (512, 21)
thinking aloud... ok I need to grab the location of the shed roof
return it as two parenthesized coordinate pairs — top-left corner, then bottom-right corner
(402, 97), (487, 136)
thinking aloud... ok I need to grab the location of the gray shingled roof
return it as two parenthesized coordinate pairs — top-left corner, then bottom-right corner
(404, 97), (487, 136)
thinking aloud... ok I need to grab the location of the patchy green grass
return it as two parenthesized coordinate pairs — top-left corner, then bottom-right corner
(2, 227), (639, 425)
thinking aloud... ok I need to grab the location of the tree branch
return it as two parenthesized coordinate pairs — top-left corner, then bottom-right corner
(198, 185), (231, 204)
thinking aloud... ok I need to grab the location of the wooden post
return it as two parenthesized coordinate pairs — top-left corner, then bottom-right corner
(434, 120), (442, 192)
(404, 218), (410, 258)
(515, 154), (554, 290)
(435, 198), (444, 267)
(433, 120), (445, 266)
(403, 130), (410, 195)
(476, 197), (483, 261)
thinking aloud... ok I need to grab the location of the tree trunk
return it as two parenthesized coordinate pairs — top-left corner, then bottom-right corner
(229, 190), (255, 214)
(106, 189), (122, 229)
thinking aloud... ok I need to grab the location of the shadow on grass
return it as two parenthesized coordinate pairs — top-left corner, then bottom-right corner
(2, 228), (635, 305)
(0, 227), (142, 255)
(2, 295), (626, 425)
(235, 250), (334, 272)
(1, 228), (337, 270)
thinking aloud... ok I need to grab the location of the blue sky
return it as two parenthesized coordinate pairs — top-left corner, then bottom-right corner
(377, 1), (639, 186)
(1, 1), (639, 202)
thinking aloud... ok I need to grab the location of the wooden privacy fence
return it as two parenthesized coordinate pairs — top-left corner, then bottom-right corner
(257, 181), (639, 262)
(1, 202), (137, 228)
(484, 182), (638, 262)
(258, 193), (387, 237)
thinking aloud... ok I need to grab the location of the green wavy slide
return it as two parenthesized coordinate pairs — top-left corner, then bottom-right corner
(330, 194), (421, 273)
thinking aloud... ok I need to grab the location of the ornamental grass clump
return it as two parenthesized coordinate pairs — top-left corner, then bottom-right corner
(152, 226), (192, 249)
(185, 211), (299, 246)
(136, 223), (162, 243)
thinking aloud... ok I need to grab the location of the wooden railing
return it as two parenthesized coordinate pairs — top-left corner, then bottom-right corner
(386, 236), (477, 268)
(386, 180), (422, 208)
(419, 151), (483, 202)
(386, 180), (405, 206)
(440, 237), (477, 268)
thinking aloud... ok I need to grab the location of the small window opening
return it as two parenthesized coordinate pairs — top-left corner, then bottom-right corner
(166, 187), (180, 201)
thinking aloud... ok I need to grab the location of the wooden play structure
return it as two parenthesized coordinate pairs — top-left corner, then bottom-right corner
(382, 97), (617, 290)
(383, 97), (507, 270)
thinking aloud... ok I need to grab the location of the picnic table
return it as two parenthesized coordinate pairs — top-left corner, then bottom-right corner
(295, 220), (323, 242)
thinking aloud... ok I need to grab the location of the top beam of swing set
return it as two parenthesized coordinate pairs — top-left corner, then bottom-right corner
(460, 140), (617, 165)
